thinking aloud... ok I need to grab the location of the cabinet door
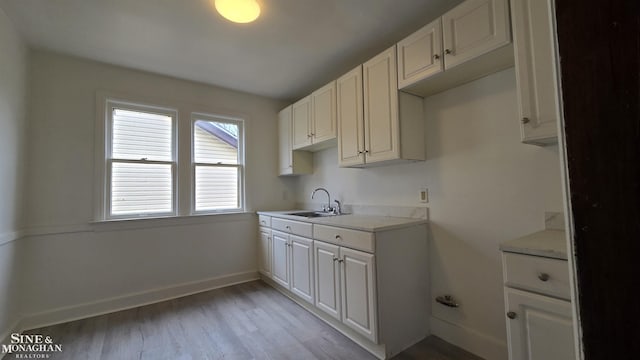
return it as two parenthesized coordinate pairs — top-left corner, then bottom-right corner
(278, 106), (312, 176)
(505, 288), (575, 360)
(442, 0), (511, 69)
(312, 81), (337, 144)
(278, 106), (293, 175)
(337, 65), (365, 167)
(511, 0), (559, 145)
(290, 235), (314, 304)
(363, 46), (400, 164)
(340, 247), (377, 343)
(271, 230), (290, 289)
(258, 227), (272, 277)
(397, 18), (444, 89)
(291, 96), (312, 150)
(314, 241), (341, 320)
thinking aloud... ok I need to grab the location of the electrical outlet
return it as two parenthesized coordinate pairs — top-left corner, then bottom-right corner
(419, 188), (428, 203)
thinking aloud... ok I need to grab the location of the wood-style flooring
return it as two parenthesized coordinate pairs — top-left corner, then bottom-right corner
(5, 281), (482, 360)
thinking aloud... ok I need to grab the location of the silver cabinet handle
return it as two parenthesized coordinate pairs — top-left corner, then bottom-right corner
(285, 225), (291, 230)
(522, 117), (530, 124)
(338, 259), (344, 263)
(538, 273), (550, 282)
(433, 54), (440, 60)
(335, 235), (341, 240)
(507, 311), (517, 319)
(332, 257), (338, 262)
(445, 48), (452, 55)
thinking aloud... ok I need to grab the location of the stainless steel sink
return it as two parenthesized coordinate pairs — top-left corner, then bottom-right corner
(285, 211), (340, 218)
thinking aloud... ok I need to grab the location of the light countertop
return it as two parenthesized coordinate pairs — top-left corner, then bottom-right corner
(257, 210), (427, 232)
(500, 230), (568, 260)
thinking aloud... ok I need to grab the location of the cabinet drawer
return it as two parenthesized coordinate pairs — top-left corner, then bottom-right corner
(502, 252), (570, 300)
(272, 218), (312, 238)
(314, 225), (374, 253)
(258, 215), (271, 228)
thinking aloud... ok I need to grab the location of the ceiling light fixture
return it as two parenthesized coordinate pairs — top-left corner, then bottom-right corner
(214, 0), (261, 24)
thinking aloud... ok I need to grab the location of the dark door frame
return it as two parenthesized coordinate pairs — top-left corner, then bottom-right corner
(554, 0), (639, 358)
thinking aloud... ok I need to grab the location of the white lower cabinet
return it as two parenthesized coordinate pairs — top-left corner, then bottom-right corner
(271, 230), (290, 288)
(314, 241), (341, 320)
(339, 246), (377, 342)
(505, 288), (575, 360)
(258, 227), (271, 277)
(258, 214), (429, 359)
(290, 235), (314, 303)
(314, 241), (377, 342)
(271, 229), (314, 305)
(502, 251), (576, 360)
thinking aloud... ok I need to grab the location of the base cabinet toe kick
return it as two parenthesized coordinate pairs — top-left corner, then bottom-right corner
(257, 214), (429, 359)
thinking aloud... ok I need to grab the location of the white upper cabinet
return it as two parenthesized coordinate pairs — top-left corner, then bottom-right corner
(442, 0), (511, 69)
(398, 0), (513, 97)
(311, 81), (337, 144)
(278, 106), (312, 176)
(364, 46), (402, 164)
(291, 81), (337, 151)
(397, 18), (444, 89)
(337, 65), (366, 167)
(511, 0), (560, 145)
(291, 96), (312, 149)
(339, 46), (425, 168)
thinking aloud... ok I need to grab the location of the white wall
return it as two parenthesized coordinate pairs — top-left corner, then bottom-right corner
(296, 68), (563, 359)
(0, 7), (28, 340)
(19, 51), (296, 327)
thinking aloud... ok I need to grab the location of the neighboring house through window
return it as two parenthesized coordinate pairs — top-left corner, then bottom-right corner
(192, 114), (244, 213)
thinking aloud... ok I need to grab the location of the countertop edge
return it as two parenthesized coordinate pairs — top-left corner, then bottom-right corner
(257, 211), (427, 232)
(499, 229), (568, 260)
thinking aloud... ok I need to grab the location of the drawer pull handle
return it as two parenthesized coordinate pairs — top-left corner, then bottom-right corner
(335, 235), (342, 240)
(538, 273), (550, 282)
(332, 257), (338, 262)
(338, 259), (344, 263)
(507, 311), (517, 319)
(285, 226), (291, 230)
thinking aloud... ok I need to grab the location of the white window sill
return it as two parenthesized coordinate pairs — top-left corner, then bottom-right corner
(91, 211), (255, 232)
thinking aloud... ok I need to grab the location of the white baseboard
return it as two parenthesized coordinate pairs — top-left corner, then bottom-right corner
(430, 316), (508, 360)
(18, 271), (259, 332)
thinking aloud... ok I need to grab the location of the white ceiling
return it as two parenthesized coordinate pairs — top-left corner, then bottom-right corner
(0, 0), (459, 101)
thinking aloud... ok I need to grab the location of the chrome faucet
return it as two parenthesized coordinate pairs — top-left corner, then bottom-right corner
(311, 188), (343, 214)
(311, 187), (331, 212)
(333, 200), (342, 215)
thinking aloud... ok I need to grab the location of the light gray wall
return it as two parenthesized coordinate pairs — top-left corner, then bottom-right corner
(295, 68), (564, 359)
(0, 7), (28, 339)
(19, 51), (296, 325)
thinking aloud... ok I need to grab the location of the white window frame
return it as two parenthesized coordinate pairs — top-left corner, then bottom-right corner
(104, 99), (179, 220)
(191, 112), (246, 215)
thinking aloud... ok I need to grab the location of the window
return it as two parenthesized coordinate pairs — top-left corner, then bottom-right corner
(100, 97), (245, 220)
(192, 114), (244, 213)
(106, 102), (177, 218)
